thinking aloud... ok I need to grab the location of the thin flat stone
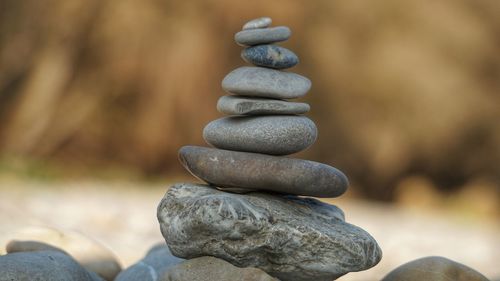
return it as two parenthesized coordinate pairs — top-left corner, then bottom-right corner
(157, 183), (382, 281)
(242, 45), (298, 69)
(163, 256), (278, 281)
(178, 146), (348, 197)
(381, 256), (489, 281)
(203, 116), (317, 155)
(235, 26), (291, 46)
(217, 95), (310, 115)
(222, 66), (311, 99)
(242, 17), (272, 30)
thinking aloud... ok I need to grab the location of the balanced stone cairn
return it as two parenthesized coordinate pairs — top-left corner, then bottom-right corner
(157, 17), (382, 281)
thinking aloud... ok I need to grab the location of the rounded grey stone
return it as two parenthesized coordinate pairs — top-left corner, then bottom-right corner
(242, 17), (272, 30)
(203, 116), (317, 155)
(217, 95), (310, 115)
(0, 250), (104, 281)
(222, 66), (311, 99)
(178, 146), (349, 197)
(242, 45), (298, 69)
(157, 183), (382, 281)
(381, 256), (489, 281)
(235, 26), (291, 46)
(115, 244), (183, 281)
(163, 256), (278, 281)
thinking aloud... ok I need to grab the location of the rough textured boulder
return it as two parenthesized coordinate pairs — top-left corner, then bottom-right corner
(163, 256), (278, 281)
(381, 256), (490, 281)
(157, 183), (382, 281)
(0, 250), (104, 281)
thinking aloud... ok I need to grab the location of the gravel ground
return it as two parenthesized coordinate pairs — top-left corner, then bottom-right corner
(0, 180), (498, 280)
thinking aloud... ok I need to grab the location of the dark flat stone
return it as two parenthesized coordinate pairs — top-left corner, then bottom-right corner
(242, 45), (298, 69)
(178, 146), (348, 197)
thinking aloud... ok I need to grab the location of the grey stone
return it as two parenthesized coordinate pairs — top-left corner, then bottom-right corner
(163, 256), (278, 281)
(179, 146), (349, 197)
(222, 66), (311, 99)
(235, 26), (291, 46)
(381, 256), (489, 281)
(115, 243), (183, 281)
(203, 116), (317, 155)
(217, 95), (310, 115)
(0, 250), (104, 281)
(157, 183), (382, 281)
(3, 226), (121, 281)
(242, 45), (298, 69)
(242, 17), (272, 30)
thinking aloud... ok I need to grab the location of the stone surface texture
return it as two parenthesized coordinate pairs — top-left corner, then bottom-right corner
(3, 226), (121, 281)
(163, 256), (278, 281)
(203, 116), (317, 155)
(115, 244), (183, 281)
(235, 26), (291, 46)
(222, 66), (311, 99)
(381, 256), (490, 281)
(178, 146), (349, 197)
(217, 95), (310, 115)
(242, 45), (298, 69)
(157, 183), (382, 281)
(242, 17), (272, 30)
(0, 250), (104, 281)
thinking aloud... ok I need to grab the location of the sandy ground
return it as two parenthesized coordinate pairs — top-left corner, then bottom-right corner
(0, 180), (499, 280)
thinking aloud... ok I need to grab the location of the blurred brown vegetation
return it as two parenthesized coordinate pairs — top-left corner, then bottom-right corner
(0, 0), (499, 202)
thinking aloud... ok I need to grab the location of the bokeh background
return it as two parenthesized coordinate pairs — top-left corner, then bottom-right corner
(0, 0), (499, 280)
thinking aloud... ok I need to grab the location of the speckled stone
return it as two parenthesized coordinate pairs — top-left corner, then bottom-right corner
(178, 146), (349, 197)
(222, 66), (311, 99)
(235, 26), (291, 46)
(381, 256), (489, 281)
(115, 244), (183, 281)
(163, 256), (278, 281)
(217, 95), (310, 115)
(242, 17), (272, 30)
(0, 250), (104, 281)
(242, 45), (298, 69)
(157, 183), (382, 281)
(203, 116), (316, 155)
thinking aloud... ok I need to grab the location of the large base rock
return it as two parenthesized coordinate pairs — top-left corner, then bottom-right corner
(157, 183), (382, 281)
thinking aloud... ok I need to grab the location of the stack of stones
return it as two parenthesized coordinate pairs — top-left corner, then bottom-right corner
(157, 17), (382, 281)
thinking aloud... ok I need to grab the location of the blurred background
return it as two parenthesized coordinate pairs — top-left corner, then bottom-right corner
(0, 0), (499, 280)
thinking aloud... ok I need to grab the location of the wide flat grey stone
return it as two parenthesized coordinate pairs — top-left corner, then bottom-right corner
(0, 250), (104, 281)
(217, 95), (310, 115)
(242, 17), (272, 30)
(203, 116), (316, 155)
(163, 256), (278, 281)
(222, 66), (311, 99)
(115, 244), (183, 281)
(381, 256), (489, 281)
(178, 146), (348, 197)
(157, 183), (382, 281)
(242, 45), (298, 69)
(235, 26), (291, 46)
